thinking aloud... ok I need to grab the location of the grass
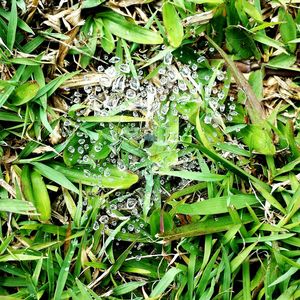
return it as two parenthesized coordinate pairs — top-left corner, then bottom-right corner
(0, 0), (300, 299)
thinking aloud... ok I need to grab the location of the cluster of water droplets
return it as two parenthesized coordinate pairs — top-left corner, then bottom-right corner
(60, 47), (245, 260)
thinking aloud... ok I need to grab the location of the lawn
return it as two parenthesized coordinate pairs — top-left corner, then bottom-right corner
(0, 0), (300, 299)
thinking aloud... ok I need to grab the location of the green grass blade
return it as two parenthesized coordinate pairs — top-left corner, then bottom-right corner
(7, 0), (17, 50)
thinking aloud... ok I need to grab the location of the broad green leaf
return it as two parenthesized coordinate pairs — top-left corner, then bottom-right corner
(0, 199), (36, 215)
(0, 111), (23, 122)
(50, 163), (139, 189)
(242, 260), (251, 300)
(249, 70), (263, 100)
(0, 7), (34, 34)
(267, 53), (296, 68)
(241, 124), (276, 155)
(99, 12), (163, 44)
(161, 214), (253, 240)
(82, 0), (105, 8)
(252, 181), (286, 214)
(243, 0), (263, 22)
(226, 26), (261, 60)
(89, 133), (111, 161)
(175, 194), (259, 215)
(253, 31), (287, 54)
(0, 65), (25, 108)
(30, 170), (51, 222)
(279, 8), (297, 53)
(102, 21), (115, 54)
(63, 134), (88, 167)
(162, 3), (184, 48)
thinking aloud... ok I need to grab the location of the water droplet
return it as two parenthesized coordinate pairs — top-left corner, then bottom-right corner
(97, 65), (104, 72)
(119, 63), (130, 73)
(105, 66), (117, 77)
(127, 224), (135, 232)
(219, 104), (225, 112)
(191, 63), (198, 71)
(125, 89), (137, 99)
(217, 73), (225, 81)
(109, 56), (120, 64)
(129, 77), (140, 90)
(68, 146), (75, 153)
(104, 168), (111, 177)
(135, 255), (141, 261)
(83, 169), (91, 177)
(197, 56), (205, 63)
(146, 84), (156, 95)
(78, 146), (84, 154)
(178, 81), (187, 91)
(99, 215), (109, 224)
(180, 65), (191, 77)
(218, 91), (224, 99)
(112, 76), (126, 92)
(93, 221), (99, 230)
(83, 86), (92, 94)
(160, 76), (168, 85)
(99, 76), (111, 86)
(127, 198), (137, 209)
(163, 52), (173, 65)
(204, 115), (212, 124)
(94, 144), (102, 152)
(230, 111), (238, 116)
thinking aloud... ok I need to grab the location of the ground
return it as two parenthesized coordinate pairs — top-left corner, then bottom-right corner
(0, 0), (300, 299)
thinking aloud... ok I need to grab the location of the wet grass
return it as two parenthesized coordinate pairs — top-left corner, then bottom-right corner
(0, 0), (300, 299)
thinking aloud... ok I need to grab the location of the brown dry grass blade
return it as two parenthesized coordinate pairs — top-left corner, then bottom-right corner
(205, 34), (265, 124)
(57, 26), (80, 67)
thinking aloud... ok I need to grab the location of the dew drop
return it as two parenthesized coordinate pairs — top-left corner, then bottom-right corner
(125, 89), (137, 99)
(109, 56), (120, 64)
(99, 215), (109, 224)
(68, 146), (75, 153)
(119, 63), (130, 73)
(93, 221), (99, 230)
(163, 52), (173, 65)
